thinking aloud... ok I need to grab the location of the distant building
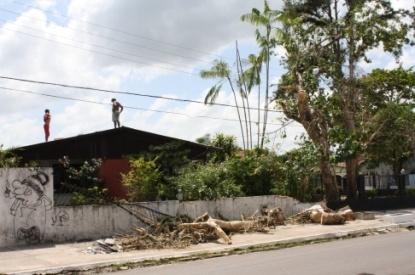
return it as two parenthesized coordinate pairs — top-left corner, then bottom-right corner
(14, 127), (216, 199)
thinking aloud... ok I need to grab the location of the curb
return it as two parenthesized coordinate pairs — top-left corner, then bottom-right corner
(10, 224), (403, 275)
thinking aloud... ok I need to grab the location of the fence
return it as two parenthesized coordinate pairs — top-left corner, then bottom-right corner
(0, 167), (312, 248)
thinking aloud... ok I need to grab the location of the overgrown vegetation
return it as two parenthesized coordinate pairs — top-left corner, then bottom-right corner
(122, 136), (321, 202)
(122, 158), (162, 201)
(65, 158), (108, 205)
(0, 145), (20, 168)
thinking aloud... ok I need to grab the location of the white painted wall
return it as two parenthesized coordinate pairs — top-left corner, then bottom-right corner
(0, 169), (312, 247)
(47, 196), (312, 244)
(0, 168), (53, 248)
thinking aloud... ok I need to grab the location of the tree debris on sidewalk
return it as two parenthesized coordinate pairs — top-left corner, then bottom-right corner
(287, 204), (355, 225)
(84, 207), (285, 253)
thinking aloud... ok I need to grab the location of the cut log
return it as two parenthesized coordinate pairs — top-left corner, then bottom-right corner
(310, 210), (323, 223)
(338, 206), (356, 221)
(320, 212), (345, 225)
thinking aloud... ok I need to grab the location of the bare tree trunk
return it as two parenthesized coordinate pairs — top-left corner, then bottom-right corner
(235, 42), (251, 149)
(320, 160), (339, 205)
(236, 41), (253, 149)
(227, 76), (246, 150)
(260, 23), (272, 149)
(346, 158), (358, 200)
(344, 10), (359, 201)
(257, 84), (261, 148)
(260, 41), (270, 149)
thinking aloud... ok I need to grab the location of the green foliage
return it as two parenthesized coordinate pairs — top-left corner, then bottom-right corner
(226, 151), (282, 196)
(66, 159), (108, 205)
(140, 142), (191, 199)
(122, 157), (162, 201)
(277, 141), (322, 202)
(361, 67), (415, 110)
(0, 145), (20, 168)
(365, 103), (415, 174)
(67, 159), (103, 188)
(196, 134), (211, 145)
(208, 133), (239, 162)
(176, 150), (283, 200)
(71, 186), (108, 205)
(175, 162), (243, 201)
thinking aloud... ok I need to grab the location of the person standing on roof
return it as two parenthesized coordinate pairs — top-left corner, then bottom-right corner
(43, 109), (51, 142)
(111, 98), (123, 128)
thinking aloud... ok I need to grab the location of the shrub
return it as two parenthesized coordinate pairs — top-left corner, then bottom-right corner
(65, 158), (108, 205)
(139, 142), (191, 199)
(225, 151), (282, 196)
(0, 145), (21, 168)
(122, 157), (162, 201)
(175, 162), (243, 200)
(208, 133), (239, 162)
(276, 141), (322, 202)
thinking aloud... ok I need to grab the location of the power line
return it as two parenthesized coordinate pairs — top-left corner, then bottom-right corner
(0, 17), (202, 71)
(0, 75), (284, 113)
(6, 1), (224, 60)
(0, 7), (215, 65)
(0, 85), (285, 126)
(0, 25), (199, 76)
(265, 120), (296, 135)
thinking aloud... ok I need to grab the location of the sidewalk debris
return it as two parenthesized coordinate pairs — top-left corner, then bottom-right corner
(287, 204), (356, 225)
(84, 207), (285, 253)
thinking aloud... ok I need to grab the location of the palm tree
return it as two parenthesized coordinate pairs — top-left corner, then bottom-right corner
(243, 53), (263, 148)
(200, 60), (246, 149)
(235, 41), (253, 149)
(241, 0), (278, 148)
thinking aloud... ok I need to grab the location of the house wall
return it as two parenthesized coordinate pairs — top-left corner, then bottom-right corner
(99, 159), (130, 199)
(0, 168), (53, 248)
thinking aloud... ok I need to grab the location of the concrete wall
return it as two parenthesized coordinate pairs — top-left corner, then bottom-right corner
(138, 195), (311, 220)
(47, 196), (312, 243)
(0, 168), (53, 248)
(0, 169), (311, 247)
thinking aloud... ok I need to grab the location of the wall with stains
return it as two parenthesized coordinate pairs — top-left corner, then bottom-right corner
(0, 168), (53, 248)
(45, 196), (312, 244)
(0, 169), (311, 247)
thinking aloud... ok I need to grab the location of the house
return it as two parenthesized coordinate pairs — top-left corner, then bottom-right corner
(14, 126), (216, 198)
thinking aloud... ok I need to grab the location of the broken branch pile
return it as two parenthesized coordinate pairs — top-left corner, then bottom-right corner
(93, 207), (285, 252)
(287, 204), (355, 225)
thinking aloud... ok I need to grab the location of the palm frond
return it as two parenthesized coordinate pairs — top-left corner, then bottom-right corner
(204, 84), (222, 104)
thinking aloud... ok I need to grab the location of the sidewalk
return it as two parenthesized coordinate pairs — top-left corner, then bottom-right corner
(1, 211), (414, 275)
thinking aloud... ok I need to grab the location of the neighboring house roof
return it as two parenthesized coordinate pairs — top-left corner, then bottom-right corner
(14, 126), (216, 163)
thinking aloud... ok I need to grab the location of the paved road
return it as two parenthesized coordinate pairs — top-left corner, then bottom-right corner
(110, 231), (415, 275)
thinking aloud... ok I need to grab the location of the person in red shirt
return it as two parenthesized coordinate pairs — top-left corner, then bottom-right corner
(43, 109), (51, 142)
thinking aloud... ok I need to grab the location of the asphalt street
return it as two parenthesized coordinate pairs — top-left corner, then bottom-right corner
(110, 230), (415, 275)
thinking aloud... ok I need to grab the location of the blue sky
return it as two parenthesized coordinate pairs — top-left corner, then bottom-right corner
(0, 0), (413, 151)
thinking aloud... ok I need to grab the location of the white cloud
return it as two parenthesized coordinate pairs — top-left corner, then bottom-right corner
(35, 0), (55, 9)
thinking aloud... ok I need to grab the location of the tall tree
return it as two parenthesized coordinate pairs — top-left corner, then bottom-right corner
(243, 53), (264, 148)
(241, 0), (278, 149)
(200, 60), (247, 149)
(360, 68), (415, 195)
(273, 0), (411, 201)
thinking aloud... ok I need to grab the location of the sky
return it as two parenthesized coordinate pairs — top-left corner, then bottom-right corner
(0, 0), (413, 151)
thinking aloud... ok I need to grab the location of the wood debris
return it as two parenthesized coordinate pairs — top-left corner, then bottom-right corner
(287, 204), (355, 225)
(87, 207), (285, 252)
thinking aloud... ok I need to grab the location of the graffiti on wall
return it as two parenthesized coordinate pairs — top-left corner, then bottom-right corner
(52, 209), (70, 226)
(4, 171), (52, 243)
